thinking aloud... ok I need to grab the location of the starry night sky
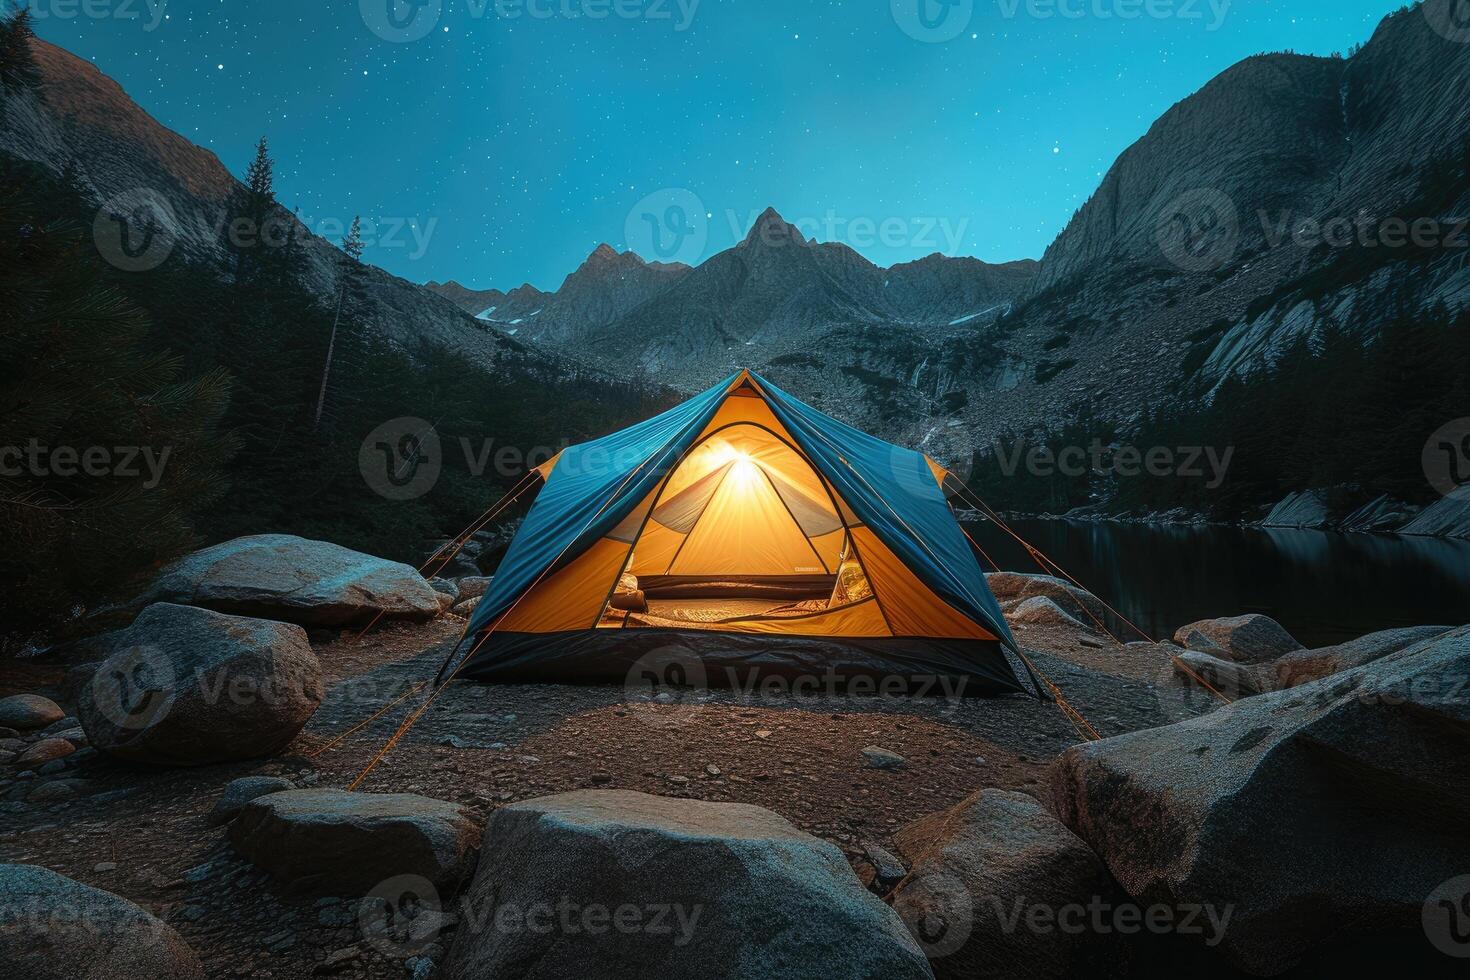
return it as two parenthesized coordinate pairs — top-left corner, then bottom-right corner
(30, 0), (1402, 290)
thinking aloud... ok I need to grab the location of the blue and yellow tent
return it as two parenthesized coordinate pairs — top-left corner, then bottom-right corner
(444, 371), (1035, 696)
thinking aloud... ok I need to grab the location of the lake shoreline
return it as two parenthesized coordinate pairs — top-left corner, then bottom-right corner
(972, 507), (1470, 543)
(953, 516), (1470, 650)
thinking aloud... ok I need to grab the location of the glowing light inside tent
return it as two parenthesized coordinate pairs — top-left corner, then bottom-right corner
(727, 451), (761, 495)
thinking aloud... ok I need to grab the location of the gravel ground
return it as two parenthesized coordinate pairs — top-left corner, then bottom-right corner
(0, 614), (1213, 979)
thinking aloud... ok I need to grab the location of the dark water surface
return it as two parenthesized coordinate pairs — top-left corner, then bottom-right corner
(967, 519), (1470, 649)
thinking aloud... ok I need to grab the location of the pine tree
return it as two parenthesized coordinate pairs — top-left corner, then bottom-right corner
(232, 137), (285, 286)
(0, 7), (39, 84)
(244, 137), (274, 211)
(0, 6), (41, 109)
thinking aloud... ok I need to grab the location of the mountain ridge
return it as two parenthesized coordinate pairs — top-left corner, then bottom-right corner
(0, 36), (575, 376)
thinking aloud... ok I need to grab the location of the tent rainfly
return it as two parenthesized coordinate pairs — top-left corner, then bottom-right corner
(441, 370), (1039, 697)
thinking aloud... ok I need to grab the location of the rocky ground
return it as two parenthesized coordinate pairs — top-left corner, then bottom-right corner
(2, 534), (1463, 979)
(0, 609), (1198, 979)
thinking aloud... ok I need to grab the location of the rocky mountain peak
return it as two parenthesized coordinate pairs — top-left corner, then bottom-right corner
(741, 207), (809, 250)
(587, 242), (621, 263)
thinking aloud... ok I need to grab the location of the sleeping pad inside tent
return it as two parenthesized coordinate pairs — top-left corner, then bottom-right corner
(441, 370), (1037, 697)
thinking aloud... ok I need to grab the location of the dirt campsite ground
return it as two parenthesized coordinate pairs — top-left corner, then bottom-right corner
(0, 615), (1211, 978)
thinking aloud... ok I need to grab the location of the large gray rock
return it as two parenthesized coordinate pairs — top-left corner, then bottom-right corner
(986, 572), (1105, 626)
(136, 534), (441, 627)
(1263, 625), (1453, 691)
(1051, 625), (1470, 975)
(891, 790), (1127, 979)
(208, 775), (296, 826)
(77, 603), (322, 767)
(1006, 596), (1086, 629)
(0, 694), (65, 731)
(1398, 487), (1470, 539)
(229, 789), (480, 895)
(1258, 489), (1331, 529)
(0, 864), (204, 979)
(1169, 649), (1263, 699)
(1172, 613), (1302, 664)
(441, 790), (932, 979)
(454, 576), (492, 600)
(16, 738), (76, 768)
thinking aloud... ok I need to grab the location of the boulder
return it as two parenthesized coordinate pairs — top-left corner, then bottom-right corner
(862, 745), (907, 770)
(427, 577), (458, 613)
(77, 603), (322, 767)
(891, 790), (1127, 978)
(451, 596), (482, 617)
(1169, 650), (1263, 699)
(1006, 596), (1086, 629)
(985, 572), (1105, 626)
(1338, 494), (1416, 533)
(0, 864), (204, 979)
(1258, 489), (1331, 529)
(1051, 625), (1470, 974)
(454, 576), (492, 600)
(862, 843), (908, 891)
(1398, 487), (1470, 539)
(1264, 625), (1453, 691)
(1172, 613), (1301, 664)
(0, 694), (65, 731)
(136, 534), (441, 627)
(229, 789), (480, 895)
(441, 790), (931, 979)
(16, 738), (76, 768)
(208, 775), (296, 826)
(37, 716), (82, 737)
(427, 577), (460, 602)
